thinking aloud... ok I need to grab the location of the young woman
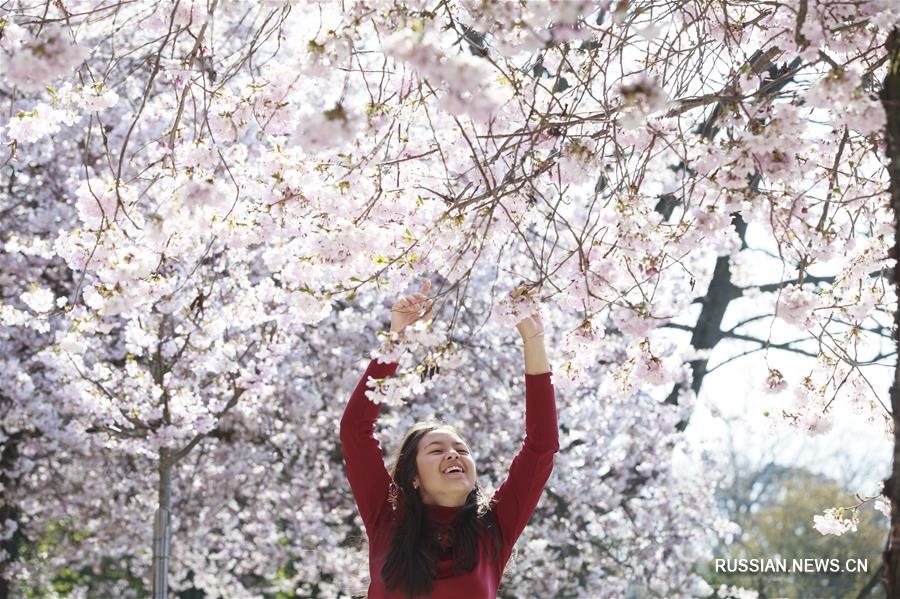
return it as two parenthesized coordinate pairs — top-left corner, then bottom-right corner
(339, 279), (559, 598)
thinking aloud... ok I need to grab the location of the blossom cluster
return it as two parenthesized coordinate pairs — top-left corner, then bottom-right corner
(0, 0), (894, 596)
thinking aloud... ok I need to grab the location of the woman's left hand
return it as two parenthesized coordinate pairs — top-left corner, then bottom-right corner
(516, 311), (544, 340)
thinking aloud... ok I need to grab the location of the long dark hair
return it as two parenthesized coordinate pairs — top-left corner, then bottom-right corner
(381, 421), (502, 598)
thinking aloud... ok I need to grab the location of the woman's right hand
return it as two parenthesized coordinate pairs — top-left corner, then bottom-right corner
(390, 279), (434, 334)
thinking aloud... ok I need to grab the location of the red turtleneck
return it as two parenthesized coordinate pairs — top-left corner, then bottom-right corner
(339, 357), (559, 598)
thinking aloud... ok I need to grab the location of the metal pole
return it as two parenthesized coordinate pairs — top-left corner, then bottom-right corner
(152, 449), (172, 598)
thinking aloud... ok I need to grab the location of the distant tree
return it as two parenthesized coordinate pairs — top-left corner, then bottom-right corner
(699, 459), (886, 599)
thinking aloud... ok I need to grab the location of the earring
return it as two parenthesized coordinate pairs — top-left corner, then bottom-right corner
(413, 481), (419, 489)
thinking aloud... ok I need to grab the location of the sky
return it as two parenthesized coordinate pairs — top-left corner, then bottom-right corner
(674, 217), (893, 514)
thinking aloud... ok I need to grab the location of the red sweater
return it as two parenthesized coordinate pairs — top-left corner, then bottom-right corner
(339, 357), (559, 599)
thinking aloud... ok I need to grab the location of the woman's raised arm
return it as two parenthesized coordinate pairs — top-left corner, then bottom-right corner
(339, 357), (401, 534)
(491, 314), (559, 551)
(518, 312), (550, 375)
(339, 279), (434, 534)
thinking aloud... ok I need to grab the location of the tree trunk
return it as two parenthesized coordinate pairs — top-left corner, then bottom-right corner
(152, 448), (173, 598)
(0, 430), (24, 597)
(881, 26), (900, 599)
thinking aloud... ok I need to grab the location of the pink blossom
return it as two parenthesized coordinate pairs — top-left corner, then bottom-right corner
(5, 105), (66, 143)
(874, 496), (892, 519)
(74, 179), (126, 229)
(774, 284), (819, 329)
(291, 103), (364, 153)
(799, 410), (834, 437)
(19, 287), (56, 313)
(615, 73), (668, 130)
(2, 26), (87, 93)
(762, 369), (787, 394)
(813, 508), (859, 536)
(78, 83), (119, 111)
(383, 29), (501, 122)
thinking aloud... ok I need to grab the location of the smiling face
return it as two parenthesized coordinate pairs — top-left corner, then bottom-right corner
(412, 428), (476, 507)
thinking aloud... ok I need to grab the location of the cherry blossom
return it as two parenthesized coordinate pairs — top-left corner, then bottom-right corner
(0, 0), (894, 596)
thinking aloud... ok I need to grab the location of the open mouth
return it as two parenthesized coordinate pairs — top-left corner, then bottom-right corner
(443, 465), (464, 475)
